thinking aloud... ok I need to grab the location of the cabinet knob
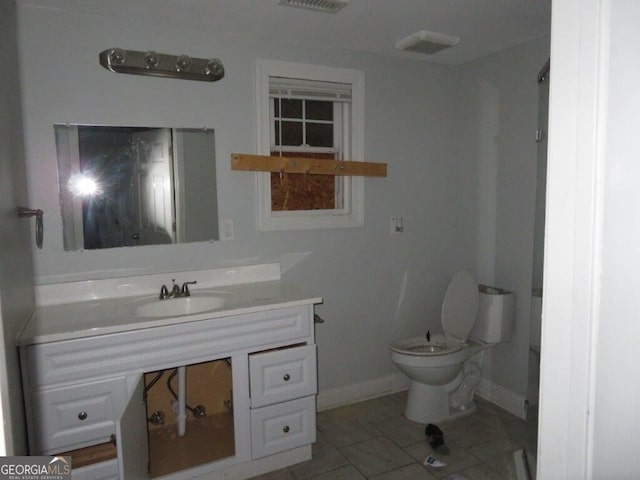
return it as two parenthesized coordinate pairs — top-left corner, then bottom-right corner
(283, 425), (290, 433)
(78, 411), (88, 421)
(283, 374), (291, 382)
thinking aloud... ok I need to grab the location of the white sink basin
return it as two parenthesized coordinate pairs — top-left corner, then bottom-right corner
(133, 294), (229, 318)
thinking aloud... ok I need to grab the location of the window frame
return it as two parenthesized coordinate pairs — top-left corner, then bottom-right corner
(255, 59), (365, 231)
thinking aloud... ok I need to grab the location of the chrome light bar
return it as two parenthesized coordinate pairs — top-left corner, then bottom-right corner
(99, 48), (225, 82)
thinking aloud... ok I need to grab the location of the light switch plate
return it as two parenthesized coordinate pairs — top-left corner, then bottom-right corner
(390, 216), (403, 235)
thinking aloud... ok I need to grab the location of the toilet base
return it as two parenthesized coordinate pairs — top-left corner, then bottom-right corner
(404, 381), (477, 424)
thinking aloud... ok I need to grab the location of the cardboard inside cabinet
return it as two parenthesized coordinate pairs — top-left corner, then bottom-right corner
(144, 358), (235, 478)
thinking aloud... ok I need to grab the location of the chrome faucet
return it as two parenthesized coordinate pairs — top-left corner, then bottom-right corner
(159, 279), (180, 299)
(159, 284), (170, 300)
(180, 281), (197, 297)
(159, 279), (197, 299)
(170, 280), (181, 298)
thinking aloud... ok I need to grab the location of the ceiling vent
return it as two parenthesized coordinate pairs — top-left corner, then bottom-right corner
(278, 0), (350, 14)
(395, 30), (461, 55)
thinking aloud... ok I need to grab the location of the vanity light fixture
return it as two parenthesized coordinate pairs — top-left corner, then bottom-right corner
(99, 48), (225, 82)
(278, 0), (350, 13)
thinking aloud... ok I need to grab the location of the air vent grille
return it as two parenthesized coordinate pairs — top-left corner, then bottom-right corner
(279, 0), (350, 14)
(395, 30), (461, 55)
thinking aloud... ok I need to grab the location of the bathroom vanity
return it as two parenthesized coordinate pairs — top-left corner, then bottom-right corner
(18, 264), (322, 479)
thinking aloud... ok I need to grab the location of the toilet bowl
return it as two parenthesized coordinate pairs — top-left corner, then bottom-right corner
(391, 333), (482, 385)
(390, 271), (514, 423)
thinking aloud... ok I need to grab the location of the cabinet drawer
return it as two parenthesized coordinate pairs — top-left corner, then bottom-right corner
(250, 345), (317, 408)
(31, 377), (128, 453)
(251, 395), (316, 459)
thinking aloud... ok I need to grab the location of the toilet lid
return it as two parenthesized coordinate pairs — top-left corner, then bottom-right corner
(440, 271), (479, 342)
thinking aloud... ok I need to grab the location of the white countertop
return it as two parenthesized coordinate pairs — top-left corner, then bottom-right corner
(19, 280), (322, 346)
(20, 264), (322, 346)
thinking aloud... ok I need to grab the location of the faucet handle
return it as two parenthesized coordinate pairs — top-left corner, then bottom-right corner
(159, 285), (170, 300)
(181, 280), (198, 296)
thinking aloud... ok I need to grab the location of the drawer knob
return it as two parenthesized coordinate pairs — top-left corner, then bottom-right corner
(283, 374), (291, 382)
(283, 425), (290, 433)
(78, 411), (88, 421)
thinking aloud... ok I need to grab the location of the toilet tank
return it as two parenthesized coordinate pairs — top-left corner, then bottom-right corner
(470, 285), (515, 343)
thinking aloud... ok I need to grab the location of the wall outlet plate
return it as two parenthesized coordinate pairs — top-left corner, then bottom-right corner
(220, 219), (234, 241)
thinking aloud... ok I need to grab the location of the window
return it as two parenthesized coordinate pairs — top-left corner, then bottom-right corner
(256, 60), (364, 231)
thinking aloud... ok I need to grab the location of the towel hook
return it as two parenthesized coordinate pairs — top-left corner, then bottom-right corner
(18, 207), (44, 249)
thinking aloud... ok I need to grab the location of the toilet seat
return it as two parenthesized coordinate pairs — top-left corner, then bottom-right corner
(390, 335), (461, 356)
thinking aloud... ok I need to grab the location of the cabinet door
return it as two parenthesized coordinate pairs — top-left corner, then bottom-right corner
(116, 376), (148, 480)
(249, 345), (317, 408)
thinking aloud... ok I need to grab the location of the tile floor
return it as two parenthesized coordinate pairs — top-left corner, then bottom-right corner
(250, 392), (538, 480)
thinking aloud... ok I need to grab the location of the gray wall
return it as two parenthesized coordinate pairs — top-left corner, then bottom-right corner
(462, 37), (550, 399)
(0, 0), (34, 454)
(17, 4), (478, 396)
(15, 2), (548, 402)
(179, 129), (218, 242)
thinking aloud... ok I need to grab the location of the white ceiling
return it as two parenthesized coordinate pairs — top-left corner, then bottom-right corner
(20, 0), (552, 65)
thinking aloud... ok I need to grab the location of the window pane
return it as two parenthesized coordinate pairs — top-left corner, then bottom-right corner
(305, 100), (333, 121)
(306, 123), (333, 147)
(275, 121), (303, 146)
(277, 99), (302, 119)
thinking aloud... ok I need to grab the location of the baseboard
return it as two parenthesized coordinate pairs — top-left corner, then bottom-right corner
(317, 373), (410, 411)
(476, 377), (527, 419)
(317, 374), (527, 420)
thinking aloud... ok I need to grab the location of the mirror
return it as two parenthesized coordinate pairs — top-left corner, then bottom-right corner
(54, 125), (218, 250)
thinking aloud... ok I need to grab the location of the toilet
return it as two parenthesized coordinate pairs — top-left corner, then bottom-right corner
(390, 270), (514, 423)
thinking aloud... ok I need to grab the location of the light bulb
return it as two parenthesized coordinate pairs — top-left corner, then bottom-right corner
(143, 51), (160, 69)
(107, 48), (126, 66)
(204, 59), (224, 78)
(175, 55), (191, 72)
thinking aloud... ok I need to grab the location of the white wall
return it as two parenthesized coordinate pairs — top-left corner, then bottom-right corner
(17, 4), (478, 397)
(0, 0), (34, 455)
(461, 38), (550, 403)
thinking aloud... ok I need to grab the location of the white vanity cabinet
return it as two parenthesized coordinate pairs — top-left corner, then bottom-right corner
(20, 303), (318, 480)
